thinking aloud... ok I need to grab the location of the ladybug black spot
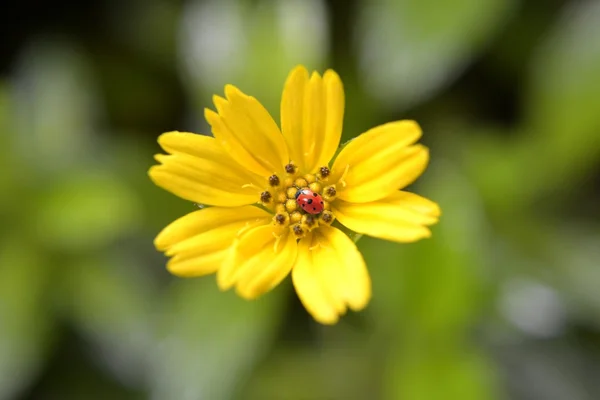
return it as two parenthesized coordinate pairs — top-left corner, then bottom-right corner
(307, 198), (313, 204)
(313, 192), (318, 197)
(320, 201), (323, 205)
(312, 207), (316, 211)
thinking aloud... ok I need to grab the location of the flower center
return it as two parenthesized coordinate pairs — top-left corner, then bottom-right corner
(260, 162), (336, 239)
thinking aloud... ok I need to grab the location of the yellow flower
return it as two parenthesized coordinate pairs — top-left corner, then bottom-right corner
(149, 65), (440, 324)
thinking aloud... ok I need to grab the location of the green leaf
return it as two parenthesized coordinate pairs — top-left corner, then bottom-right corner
(148, 279), (286, 400)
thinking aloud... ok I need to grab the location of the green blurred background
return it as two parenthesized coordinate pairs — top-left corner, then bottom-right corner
(2, 0), (600, 399)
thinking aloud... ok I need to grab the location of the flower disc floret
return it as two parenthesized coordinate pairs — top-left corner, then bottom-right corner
(268, 169), (332, 236)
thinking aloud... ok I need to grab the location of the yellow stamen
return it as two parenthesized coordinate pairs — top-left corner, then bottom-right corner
(309, 182), (322, 194)
(275, 203), (286, 214)
(304, 174), (317, 184)
(276, 191), (287, 203)
(287, 187), (298, 199)
(283, 177), (295, 187)
(294, 178), (308, 188)
(290, 211), (302, 223)
(285, 199), (298, 213)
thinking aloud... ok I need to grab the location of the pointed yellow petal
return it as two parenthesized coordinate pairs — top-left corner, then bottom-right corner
(292, 226), (371, 325)
(166, 250), (227, 278)
(235, 231), (297, 299)
(149, 132), (264, 207)
(218, 225), (297, 299)
(155, 206), (271, 277)
(319, 70), (345, 169)
(333, 191), (440, 243)
(331, 121), (428, 203)
(292, 232), (341, 325)
(281, 66), (308, 172)
(319, 225), (371, 311)
(281, 66), (344, 174)
(205, 85), (288, 177)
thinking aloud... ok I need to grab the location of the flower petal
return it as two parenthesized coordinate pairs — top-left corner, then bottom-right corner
(155, 206), (271, 277)
(333, 191), (440, 243)
(292, 226), (371, 325)
(281, 66), (344, 174)
(166, 250), (227, 278)
(218, 225), (297, 300)
(292, 232), (342, 324)
(331, 120), (429, 203)
(149, 132), (264, 207)
(205, 85), (289, 177)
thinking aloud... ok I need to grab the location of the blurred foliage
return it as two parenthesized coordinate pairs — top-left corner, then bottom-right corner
(356, 0), (516, 109)
(1, 0), (600, 399)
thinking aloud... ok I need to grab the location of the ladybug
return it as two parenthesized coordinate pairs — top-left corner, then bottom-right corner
(295, 188), (324, 214)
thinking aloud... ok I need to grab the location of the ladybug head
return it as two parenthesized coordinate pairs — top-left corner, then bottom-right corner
(294, 189), (302, 199)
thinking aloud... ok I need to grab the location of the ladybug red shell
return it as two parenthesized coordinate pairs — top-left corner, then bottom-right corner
(295, 188), (324, 215)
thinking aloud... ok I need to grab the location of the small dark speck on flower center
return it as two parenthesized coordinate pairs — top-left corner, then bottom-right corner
(269, 174), (280, 186)
(326, 186), (336, 196)
(275, 214), (286, 224)
(285, 163), (297, 174)
(260, 191), (272, 203)
(319, 166), (330, 178)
